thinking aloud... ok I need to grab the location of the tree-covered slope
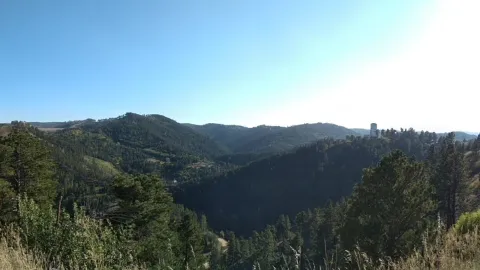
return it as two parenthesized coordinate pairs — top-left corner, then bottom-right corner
(186, 122), (358, 154)
(5, 116), (235, 185)
(351, 128), (370, 135)
(28, 120), (94, 129)
(81, 113), (228, 158)
(446, 131), (477, 141)
(234, 123), (358, 154)
(42, 127), (234, 185)
(173, 138), (384, 235)
(185, 123), (284, 152)
(174, 129), (439, 236)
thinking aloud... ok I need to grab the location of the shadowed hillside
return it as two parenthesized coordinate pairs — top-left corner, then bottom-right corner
(174, 129), (438, 235)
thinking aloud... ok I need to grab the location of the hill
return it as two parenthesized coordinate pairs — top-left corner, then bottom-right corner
(3, 115), (236, 185)
(173, 129), (437, 235)
(351, 128), (370, 135)
(184, 123), (283, 152)
(57, 113), (228, 158)
(186, 122), (358, 154)
(174, 138), (378, 235)
(447, 131), (477, 141)
(236, 123), (359, 154)
(40, 114), (234, 184)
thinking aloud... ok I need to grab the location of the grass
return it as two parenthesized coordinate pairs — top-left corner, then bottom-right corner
(386, 229), (480, 270)
(0, 229), (146, 270)
(346, 228), (480, 270)
(278, 225), (480, 270)
(2, 226), (480, 270)
(0, 234), (44, 270)
(83, 156), (121, 176)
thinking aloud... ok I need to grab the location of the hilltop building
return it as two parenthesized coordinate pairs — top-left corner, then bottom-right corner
(370, 123), (378, 138)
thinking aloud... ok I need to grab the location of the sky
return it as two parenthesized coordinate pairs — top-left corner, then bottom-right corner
(0, 0), (478, 133)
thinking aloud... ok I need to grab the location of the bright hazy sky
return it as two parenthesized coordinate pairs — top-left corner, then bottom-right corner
(1, 0), (478, 133)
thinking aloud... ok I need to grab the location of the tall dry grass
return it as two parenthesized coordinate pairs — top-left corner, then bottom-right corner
(0, 234), (44, 270)
(332, 229), (480, 270)
(387, 228), (480, 270)
(279, 226), (480, 270)
(0, 228), (146, 270)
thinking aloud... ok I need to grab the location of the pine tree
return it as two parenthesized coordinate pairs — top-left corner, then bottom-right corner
(0, 126), (57, 210)
(109, 174), (176, 267)
(276, 215), (295, 268)
(226, 231), (241, 269)
(339, 150), (435, 259)
(257, 226), (277, 269)
(200, 214), (208, 232)
(178, 212), (204, 269)
(432, 133), (467, 229)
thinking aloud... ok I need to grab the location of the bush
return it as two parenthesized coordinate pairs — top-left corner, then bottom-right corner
(454, 210), (480, 235)
(17, 196), (141, 269)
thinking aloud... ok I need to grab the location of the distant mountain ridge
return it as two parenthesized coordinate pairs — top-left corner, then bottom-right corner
(186, 122), (358, 154)
(351, 128), (477, 141)
(351, 128), (370, 135)
(441, 131), (477, 141)
(10, 115), (478, 159)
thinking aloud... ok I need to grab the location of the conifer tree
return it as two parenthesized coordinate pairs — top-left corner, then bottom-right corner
(109, 174), (176, 267)
(431, 133), (467, 229)
(178, 212), (204, 269)
(340, 150), (435, 259)
(0, 126), (57, 211)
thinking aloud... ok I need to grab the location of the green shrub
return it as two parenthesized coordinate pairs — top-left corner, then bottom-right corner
(454, 210), (480, 235)
(17, 196), (139, 269)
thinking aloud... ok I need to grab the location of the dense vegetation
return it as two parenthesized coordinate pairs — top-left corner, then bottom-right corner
(0, 123), (216, 269)
(174, 129), (438, 235)
(22, 114), (367, 185)
(1, 114), (480, 269)
(80, 113), (228, 158)
(187, 122), (358, 154)
(198, 132), (480, 269)
(29, 114), (237, 185)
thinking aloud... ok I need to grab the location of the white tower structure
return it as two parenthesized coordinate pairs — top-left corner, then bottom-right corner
(370, 123), (378, 138)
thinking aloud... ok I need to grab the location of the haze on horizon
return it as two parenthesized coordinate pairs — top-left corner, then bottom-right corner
(1, 0), (478, 134)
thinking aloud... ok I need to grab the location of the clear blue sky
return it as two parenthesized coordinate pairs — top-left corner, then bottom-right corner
(5, 0), (473, 132)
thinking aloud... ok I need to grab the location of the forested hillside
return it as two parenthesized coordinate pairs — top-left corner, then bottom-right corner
(188, 132), (480, 270)
(20, 114), (366, 185)
(443, 131), (477, 141)
(0, 123), (226, 269)
(31, 114), (236, 185)
(80, 113), (228, 158)
(2, 115), (480, 269)
(186, 122), (358, 154)
(174, 129), (437, 235)
(185, 123), (280, 153)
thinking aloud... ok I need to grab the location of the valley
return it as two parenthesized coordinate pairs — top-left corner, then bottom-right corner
(1, 114), (480, 269)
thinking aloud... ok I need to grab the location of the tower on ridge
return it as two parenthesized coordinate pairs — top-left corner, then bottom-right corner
(370, 123), (378, 138)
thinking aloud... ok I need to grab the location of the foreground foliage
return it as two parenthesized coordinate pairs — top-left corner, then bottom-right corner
(340, 151), (436, 260)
